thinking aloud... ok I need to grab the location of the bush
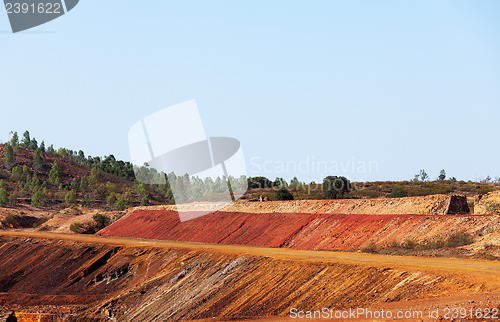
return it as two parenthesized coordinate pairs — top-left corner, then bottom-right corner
(70, 222), (80, 233)
(361, 242), (378, 253)
(388, 187), (408, 198)
(275, 187), (294, 201)
(485, 202), (500, 214)
(93, 213), (110, 232)
(445, 231), (474, 247)
(401, 239), (417, 250)
(5, 214), (17, 226)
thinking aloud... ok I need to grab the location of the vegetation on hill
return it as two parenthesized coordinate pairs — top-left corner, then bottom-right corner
(0, 131), (170, 210)
(244, 176), (500, 202)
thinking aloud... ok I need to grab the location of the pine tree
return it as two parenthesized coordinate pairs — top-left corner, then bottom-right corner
(33, 148), (44, 169)
(21, 130), (30, 148)
(0, 188), (7, 207)
(49, 161), (63, 185)
(10, 132), (19, 148)
(64, 190), (77, 207)
(3, 143), (14, 170)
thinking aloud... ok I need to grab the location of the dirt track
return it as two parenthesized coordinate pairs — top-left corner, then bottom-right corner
(2, 230), (500, 282)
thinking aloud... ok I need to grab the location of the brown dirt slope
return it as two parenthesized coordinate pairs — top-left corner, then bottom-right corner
(0, 231), (499, 321)
(97, 208), (499, 251)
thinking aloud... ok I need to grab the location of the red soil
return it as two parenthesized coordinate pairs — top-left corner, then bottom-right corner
(97, 209), (500, 251)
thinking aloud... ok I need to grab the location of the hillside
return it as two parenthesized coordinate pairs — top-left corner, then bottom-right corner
(1, 232), (499, 321)
(0, 139), (169, 231)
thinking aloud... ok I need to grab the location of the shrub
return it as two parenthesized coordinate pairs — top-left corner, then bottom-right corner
(361, 242), (378, 253)
(485, 202), (500, 214)
(445, 231), (474, 248)
(388, 187), (408, 198)
(401, 239), (417, 250)
(93, 213), (110, 232)
(5, 214), (16, 226)
(275, 187), (294, 201)
(70, 222), (80, 233)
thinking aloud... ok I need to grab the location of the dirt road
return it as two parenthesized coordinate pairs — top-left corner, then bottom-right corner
(2, 230), (500, 284)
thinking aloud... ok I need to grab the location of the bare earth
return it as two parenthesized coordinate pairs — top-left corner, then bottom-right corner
(1, 230), (499, 321)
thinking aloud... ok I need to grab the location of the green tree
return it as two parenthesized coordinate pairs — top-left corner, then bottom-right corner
(70, 178), (79, 191)
(323, 176), (351, 199)
(89, 167), (100, 186)
(275, 187), (294, 200)
(106, 191), (116, 207)
(49, 161), (63, 185)
(3, 143), (14, 170)
(114, 194), (130, 211)
(438, 169), (446, 181)
(33, 148), (45, 169)
(289, 177), (302, 187)
(273, 177), (287, 188)
(10, 131), (19, 148)
(30, 138), (38, 150)
(31, 191), (43, 207)
(419, 169), (429, 182)
(80, 176), (89, 192)
(21, 130), (30, 148)
(64, 190), (77, 207)
(0, 188), (7, 207)
(82, 193), (92, 207)
(8, 193), (17, 206)
(11, 167), (21, 181)
(247, 176), (273, 189)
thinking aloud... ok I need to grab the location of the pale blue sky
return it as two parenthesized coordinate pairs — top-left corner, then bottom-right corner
(1, 1), (499, 182)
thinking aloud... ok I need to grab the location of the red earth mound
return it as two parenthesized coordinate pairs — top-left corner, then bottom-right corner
(97, 209), (500, 251)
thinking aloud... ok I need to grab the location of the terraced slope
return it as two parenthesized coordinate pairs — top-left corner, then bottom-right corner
(0, 232), (499, 321)
(97, 209), (500, 251)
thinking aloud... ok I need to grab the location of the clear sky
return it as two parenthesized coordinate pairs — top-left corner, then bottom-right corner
(1, 1), (499, 183)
